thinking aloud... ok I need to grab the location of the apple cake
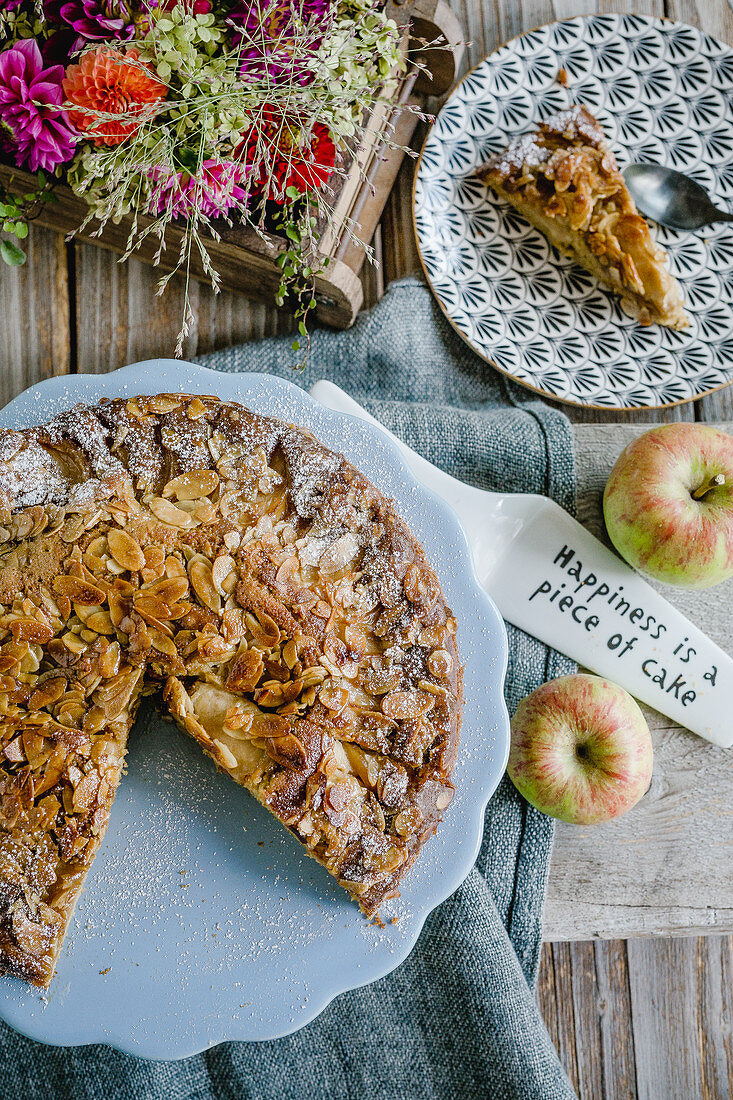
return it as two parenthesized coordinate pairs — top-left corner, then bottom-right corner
(0, 394), (462, 987)
(476, 104), (689, 329)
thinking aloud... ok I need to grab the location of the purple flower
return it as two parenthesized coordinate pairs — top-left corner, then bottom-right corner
(228, 0), (332, 85)
(148, 160), (249, 220)
(43, 0), (135, 47)
(0, 39), (77, 172)
(0, 0), (26, 13)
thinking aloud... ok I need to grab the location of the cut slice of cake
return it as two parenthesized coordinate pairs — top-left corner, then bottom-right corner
(476, 105), (689, 329)
(0, 394), (462, 986)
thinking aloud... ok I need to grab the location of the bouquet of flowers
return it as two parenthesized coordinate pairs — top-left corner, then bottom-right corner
(0, 0), (411, 352)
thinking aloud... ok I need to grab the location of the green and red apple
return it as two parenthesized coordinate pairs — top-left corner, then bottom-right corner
(603, 423), (733, 589)
(507, 674), (653, 825)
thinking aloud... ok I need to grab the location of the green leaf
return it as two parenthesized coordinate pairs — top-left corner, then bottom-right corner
(291, 339), (301, 351)
(14, 222), (28, 239)
(1, 239), (27, 266)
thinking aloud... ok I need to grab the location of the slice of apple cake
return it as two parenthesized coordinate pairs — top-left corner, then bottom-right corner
(476, 104), (689, 329)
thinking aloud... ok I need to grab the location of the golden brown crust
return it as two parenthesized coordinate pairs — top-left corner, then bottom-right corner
(476, 105), (689, 329)
(0, 394), (462, 986)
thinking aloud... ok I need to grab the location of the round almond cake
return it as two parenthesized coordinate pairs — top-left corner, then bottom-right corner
(0, 393), (462, 987)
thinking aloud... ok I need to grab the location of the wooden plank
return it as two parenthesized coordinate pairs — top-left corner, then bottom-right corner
(545, 423), (733, 941)
(0, 224), (70, 404)
(567, 942), (606, 1098)
(593, 940), (638, 1100)
(695, 935), (733, 1099)
(538, 936), (733, 1098)
(546, 943), (582, 1093)
(627, 937), (704, 1099)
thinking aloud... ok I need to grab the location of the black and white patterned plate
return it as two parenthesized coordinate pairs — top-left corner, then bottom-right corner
(413, 14), (733, 409)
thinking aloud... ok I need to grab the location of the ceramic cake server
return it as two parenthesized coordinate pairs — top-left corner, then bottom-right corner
(310, 381), (733, 748)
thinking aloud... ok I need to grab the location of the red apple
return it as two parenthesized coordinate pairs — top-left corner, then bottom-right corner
(603, 423), (733, 589)
(507, 674), (653, 824)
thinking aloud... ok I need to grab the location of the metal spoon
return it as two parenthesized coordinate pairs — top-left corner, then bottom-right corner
(623, 163), (733, 230)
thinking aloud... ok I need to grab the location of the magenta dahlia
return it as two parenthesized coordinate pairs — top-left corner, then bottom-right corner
(43, 0), (135, 46)
(148, 160), (249, 220)
(228, 0), (333, 84)
(0, 40), (77, 173)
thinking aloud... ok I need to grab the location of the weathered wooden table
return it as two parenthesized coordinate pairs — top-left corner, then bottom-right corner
(1, 0), (731, 1095)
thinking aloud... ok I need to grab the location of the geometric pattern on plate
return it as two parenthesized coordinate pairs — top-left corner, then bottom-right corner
(415, 13), (733, 409)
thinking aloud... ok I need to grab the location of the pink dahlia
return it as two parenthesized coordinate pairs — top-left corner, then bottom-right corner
(148, 160), (249, 220)
(0, 40), (77, 172)
(228, 0), (332, 85)
(43, 0), (135, 46)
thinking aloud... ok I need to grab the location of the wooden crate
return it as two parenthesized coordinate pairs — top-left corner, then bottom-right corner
(0, 0), (463, 328)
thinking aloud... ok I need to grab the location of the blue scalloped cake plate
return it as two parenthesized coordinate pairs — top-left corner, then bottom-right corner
(0, 361), (509, 1058)
(414, 14), (733, 410)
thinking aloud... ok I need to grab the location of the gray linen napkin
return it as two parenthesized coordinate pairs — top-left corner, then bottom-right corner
(1, 277), (577, 1099)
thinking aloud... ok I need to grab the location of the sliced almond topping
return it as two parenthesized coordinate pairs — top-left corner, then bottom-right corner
(53, 576), (106, 605)
(381, 690), (435, 721)
(86, 610), (116, 636)
(319, 682), (350, 713)
(148, 395), (182, 415)
(163, 469), (219, 501)
(11, 618), (54, 644)
(212, 554), (236, 596)
(427, 648), (452, 677)
(188, 559), (221, 614)
(226, 648), (264, 692)
(107, 528), (145, 572)
(3, 736), (25, 763)
(213, 738), (238, 770)
(148, 630), (178, 659)
(148, 497), (197, 530)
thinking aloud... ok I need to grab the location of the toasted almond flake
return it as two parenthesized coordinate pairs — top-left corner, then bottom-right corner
(62, 632), (87, 655)
(381, 690), (435, 721)
(86, 610), (116, 635)
(187, 397), (207, 420)
(148, 630), (178, 658)
(282, 639), (298, 669)
(148, 497), (197, 530)
(163, 469), (219, 501)
(11, 618), (54, 644)
(212, 554), (236, 596)
(148, 395), (182, 415)
(188, 559), (221, 614)
(3, 736), (25, 763)
(427, 648), (452, 677)
(146, 575), (189, 602)
(107, 528), (145, 572)
(213, 739), (238, 770)
(53, 576), (106, 605)
(319, 682), (350, 713)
